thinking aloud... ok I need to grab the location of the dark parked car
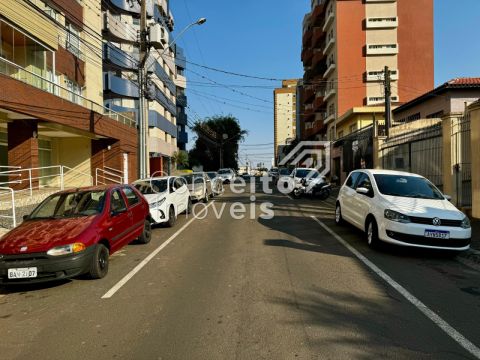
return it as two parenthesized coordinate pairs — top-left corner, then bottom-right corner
(0, 185), (151, 284)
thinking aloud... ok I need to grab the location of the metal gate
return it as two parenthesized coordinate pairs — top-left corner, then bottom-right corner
(451, 114), (471, 207)
(380, 124), (443, 189)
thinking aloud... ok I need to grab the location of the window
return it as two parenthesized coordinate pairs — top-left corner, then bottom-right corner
(355, 173), (374, 197)
(427, 110), (444, 119)
(350, 124), (358, 133)
(345, 172), (361, 189)
(64, 78), (82, 105)
(110, 190), (127, 213)
(43, 3), (59, 21)
(407, 113), (421, 122)
(122, 187), (140, 207)
(338, 130), (344, 138)
(65, 21), (81, 58)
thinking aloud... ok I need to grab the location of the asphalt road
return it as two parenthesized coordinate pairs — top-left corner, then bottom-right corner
(1, 180), (479, 359)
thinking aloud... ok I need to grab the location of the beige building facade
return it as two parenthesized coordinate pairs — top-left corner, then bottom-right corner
(274, 80), (299, 164)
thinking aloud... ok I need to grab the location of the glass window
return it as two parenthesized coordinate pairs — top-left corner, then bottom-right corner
(110, 190), (127, 213)
(30, 191), (106, 219)
(122, 187), (140, 207)
(345, 172), (361, 188)
(355, 173), (373, 192)
(65, 21), (81, 58)
(373, 174), (444, 200)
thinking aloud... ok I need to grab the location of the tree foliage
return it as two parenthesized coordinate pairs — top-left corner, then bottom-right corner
(189, 115), (247, 171)
(172, 150), (189, 169)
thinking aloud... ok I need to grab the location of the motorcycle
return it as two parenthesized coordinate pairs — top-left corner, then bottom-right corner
(292, 177), (331, 200)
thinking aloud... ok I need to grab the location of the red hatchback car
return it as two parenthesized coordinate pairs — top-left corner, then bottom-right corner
(0, 185), (152, 284)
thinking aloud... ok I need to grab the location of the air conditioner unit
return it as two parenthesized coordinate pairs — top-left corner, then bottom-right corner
(149, 23), (168, 49)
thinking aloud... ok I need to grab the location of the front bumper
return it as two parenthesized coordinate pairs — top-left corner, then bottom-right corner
(0, 245), (96, 284)
(379, 221), (471, 250)
(150, 205), (167, 224)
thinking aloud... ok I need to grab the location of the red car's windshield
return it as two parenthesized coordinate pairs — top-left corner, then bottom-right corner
(29, 191), (107, 219)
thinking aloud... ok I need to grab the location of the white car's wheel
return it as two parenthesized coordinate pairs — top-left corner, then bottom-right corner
(335, 203), (343, 225)
(366, 218), (379, 248)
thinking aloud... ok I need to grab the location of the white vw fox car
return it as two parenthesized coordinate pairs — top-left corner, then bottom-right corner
(134, 176), (191, 227)
(335, 170), (471, 251)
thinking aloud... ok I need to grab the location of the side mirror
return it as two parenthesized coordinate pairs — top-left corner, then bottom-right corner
(444, 195), (452, 201)
(356, 187), (370, 195)
(22, 214), (29, 221)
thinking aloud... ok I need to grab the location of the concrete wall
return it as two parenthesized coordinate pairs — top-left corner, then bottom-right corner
(470, 102), (480, 219)
(51, 137), (92, 187)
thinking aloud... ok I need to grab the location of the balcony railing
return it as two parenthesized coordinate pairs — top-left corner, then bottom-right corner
(366, 17), (398, 29)
(366, 44), (399, 55)
(0, 56), (135, 127)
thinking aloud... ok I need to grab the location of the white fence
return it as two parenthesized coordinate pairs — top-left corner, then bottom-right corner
(95, 166), (124, 185)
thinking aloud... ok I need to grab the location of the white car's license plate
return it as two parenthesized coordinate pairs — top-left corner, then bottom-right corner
(425, 230), (450, 239)
(8, 267), (38, 279)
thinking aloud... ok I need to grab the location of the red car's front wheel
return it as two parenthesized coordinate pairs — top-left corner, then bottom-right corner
(89, 244), (109, 279)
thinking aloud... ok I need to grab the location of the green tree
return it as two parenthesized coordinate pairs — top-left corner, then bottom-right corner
(172, 150), (189, 170)
(189, 115), (247, 171)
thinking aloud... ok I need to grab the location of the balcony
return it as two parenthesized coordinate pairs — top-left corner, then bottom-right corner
(312, 49), (326, 68)
(302, 47), (314, 66)
(304, 87), (315, 103)
(324, 113), (335, 125)
(155, 86), (176, 115)
(177, 110), (187, 125)
(323, 37), (335, 55)
(304, 104), (315, 123)
(177, 94), (187, 107)
(311, 2), (327, 26)
(324, 87), (336, 101)
(366, 44), (399, 55)
(367, 95), (399, 105)
(105, 0), (154, 17)
(103, 11), (137, 43)
(312, 27), (325, 48)
(365, 69), (399, 82)
(0, 57), (135, 127)
(313, 91), (325, 110)
(103, 43), (137, 70)
(178, 130), (188, 144)
(146, 55), (177, 94)
(104, 72), (139, 99)
(366, 17), (398, 29)
(175, 46), (187, 69)
(322, 10), (335, 32)
(302, 28), (313, 48)
(323, 62), (336, 78)
(148, 110), (177, 137)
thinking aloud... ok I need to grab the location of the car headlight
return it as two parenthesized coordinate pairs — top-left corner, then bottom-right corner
(151, 197), (166, 208)
(461, 216), (471, 229)
(47, 243), (86, 256)
(384, 209), (411, 223)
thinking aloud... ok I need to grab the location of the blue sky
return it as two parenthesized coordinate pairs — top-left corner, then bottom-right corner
(171, 0), (480, 167)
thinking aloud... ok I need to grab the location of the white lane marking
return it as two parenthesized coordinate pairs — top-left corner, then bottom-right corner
(102, 202), (215, 299)
(311, 216), (480, 359)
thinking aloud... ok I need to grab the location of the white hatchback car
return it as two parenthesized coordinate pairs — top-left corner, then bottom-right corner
(134, 176), (191, 227)
(335, 170), (471, 251)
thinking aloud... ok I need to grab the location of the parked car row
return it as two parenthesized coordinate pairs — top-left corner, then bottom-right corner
(0, 171), (225, 285)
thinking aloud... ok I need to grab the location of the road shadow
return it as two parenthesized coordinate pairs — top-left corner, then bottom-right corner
(267, 286), (464, 359)
(0, 278), (71, 295)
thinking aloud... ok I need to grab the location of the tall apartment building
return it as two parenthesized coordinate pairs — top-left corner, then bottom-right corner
(0, 0), (137, 186)
(102, 0), (187, 175)
(300, 0), (434, 141)
(274, 79), (299, 164)
(175, 44), (188, 151)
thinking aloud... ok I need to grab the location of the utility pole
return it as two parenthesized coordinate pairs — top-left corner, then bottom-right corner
(384, 65), (392, 138)
(138, 0), (149, 178)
